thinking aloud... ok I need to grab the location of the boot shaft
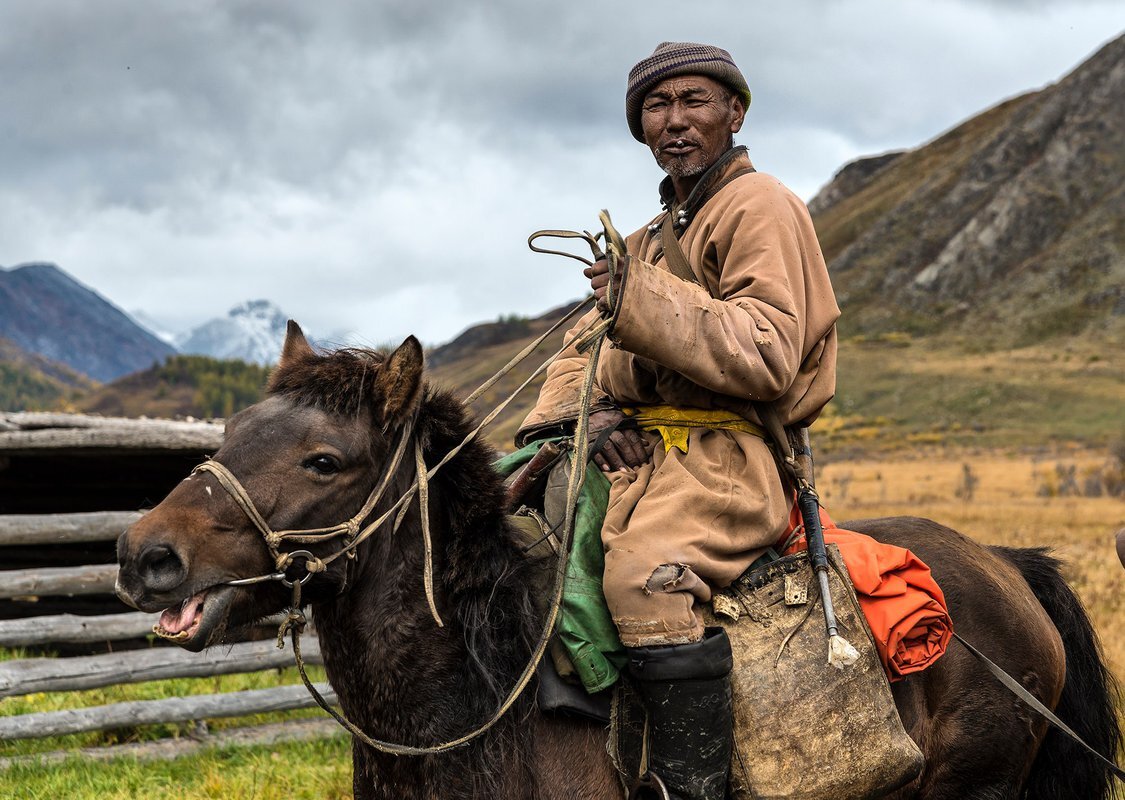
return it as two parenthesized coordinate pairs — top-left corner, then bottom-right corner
(628, 627), (733, 800)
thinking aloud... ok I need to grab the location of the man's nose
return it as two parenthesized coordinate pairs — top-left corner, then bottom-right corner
(665, 102), (688, 131)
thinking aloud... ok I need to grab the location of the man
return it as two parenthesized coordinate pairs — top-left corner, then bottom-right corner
(517, 42), (840, 800)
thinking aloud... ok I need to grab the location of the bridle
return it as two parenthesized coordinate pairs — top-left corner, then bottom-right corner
(193, 410), (419, 593)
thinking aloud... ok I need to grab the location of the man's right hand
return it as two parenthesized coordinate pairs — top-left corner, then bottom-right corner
(587, 408), (649, 472)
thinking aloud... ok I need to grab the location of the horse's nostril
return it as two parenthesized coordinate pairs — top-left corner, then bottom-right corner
(137, 543), (186, 592)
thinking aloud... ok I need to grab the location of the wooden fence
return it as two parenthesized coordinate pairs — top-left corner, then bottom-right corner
(0, 508), (342, 764)
(0, 414), (344, 766)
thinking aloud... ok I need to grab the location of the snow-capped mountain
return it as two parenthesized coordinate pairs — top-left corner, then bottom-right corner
(176, 300), (291, 366)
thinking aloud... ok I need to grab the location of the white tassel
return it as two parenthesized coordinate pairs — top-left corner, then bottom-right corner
(828, 634), (860, 669)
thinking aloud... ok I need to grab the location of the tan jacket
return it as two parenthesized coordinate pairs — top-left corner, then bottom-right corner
(518, 153), (839, 443)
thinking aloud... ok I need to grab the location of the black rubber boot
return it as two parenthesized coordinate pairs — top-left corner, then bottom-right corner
(626, 627), (733, 800)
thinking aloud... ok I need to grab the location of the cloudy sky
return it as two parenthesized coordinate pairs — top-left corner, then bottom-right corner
(1, 1), (1120, 348)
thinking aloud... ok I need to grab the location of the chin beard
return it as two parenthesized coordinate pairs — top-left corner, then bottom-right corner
(658, 155), (707, 180)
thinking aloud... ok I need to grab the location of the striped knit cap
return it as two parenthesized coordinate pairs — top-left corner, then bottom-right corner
(626, 42), (751, 142)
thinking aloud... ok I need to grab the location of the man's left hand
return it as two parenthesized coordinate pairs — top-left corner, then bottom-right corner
(588, 408), (648, 473)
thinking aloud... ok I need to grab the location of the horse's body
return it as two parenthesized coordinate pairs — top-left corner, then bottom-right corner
(115, 327), (1120, 799)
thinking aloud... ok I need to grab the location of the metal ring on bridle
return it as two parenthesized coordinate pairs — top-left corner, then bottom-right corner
(278, 550), (320, 588)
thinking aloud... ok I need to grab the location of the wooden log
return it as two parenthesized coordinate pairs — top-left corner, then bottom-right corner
(0, 563), (119, 599)
(0, 611), (158, 646)
(0, 637), (322, 697)
(0, 413), (224, 455)
(0, 717), (344, 766)
(0, 511), (144, 546)
(0, 611), (292, 647)
(0, 683), (337, 740)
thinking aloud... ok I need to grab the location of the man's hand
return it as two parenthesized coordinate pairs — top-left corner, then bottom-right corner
(584, 257), (625, 314)
(588, 408), (648, 472)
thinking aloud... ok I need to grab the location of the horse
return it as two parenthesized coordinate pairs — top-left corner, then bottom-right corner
(115, 323), (1121, 800)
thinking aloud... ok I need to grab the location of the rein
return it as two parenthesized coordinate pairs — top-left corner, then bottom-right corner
(195, 217), (625, 755)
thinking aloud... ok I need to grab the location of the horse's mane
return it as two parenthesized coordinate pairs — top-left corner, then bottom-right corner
(265, 343), (540, 794)
(267, 346), (387, 417)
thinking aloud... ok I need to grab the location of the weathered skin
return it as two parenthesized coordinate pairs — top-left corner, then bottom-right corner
(116, 325), (1120, 799)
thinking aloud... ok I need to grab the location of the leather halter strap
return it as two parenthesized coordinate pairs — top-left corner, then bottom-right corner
(191, 411), (416, 579)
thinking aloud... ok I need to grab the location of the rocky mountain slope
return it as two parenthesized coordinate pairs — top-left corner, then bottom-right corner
(175, 300), (291, 366)
(810, 33), (1124, 345)
(0, 262), (176, 382)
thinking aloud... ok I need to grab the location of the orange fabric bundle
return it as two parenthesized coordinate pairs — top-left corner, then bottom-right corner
(779, 503), (952, 682)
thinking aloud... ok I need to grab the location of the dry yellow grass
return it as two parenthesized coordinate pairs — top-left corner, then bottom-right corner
(818, 448), (1125, 683)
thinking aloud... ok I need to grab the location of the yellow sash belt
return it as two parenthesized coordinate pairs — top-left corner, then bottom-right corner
(621, 405), (765, 454)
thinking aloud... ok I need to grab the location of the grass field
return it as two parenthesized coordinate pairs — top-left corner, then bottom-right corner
(817, 448), (1125, 681)
(2, 446), (1122, 798)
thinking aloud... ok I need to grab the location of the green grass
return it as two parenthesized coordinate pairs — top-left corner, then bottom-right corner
(0, 647), (331, 757)
(0, 645), (352, 798)
(818, 335), (1125, 454)
(0, 737), (351, 800)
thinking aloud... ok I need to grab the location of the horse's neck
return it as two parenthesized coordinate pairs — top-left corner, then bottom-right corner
(311, 494), (540, 797)
(313, 530), (468, 733)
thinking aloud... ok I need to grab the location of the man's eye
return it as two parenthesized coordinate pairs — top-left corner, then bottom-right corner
(644, 102), (667, 111)
(304, 455), (341, 475)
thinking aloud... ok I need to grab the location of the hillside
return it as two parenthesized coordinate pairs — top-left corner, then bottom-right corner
(811, 33), (1124, 347)
(0, 262), (176, 382)
(0, 338), (96, 412)
(78, 355), (271, 419)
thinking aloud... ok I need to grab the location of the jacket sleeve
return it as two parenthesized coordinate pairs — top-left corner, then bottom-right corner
(609, 195), (814, 402)
(514, 307), (614, 446)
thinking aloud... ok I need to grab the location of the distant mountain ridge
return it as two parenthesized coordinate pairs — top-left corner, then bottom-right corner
(176, 300), (290, 366)
(810, 33), (1124, 345)
(0, 262), (176, 382)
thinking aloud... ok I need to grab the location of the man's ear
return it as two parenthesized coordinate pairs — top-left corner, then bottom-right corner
(729, 94), (746, 135)
(376, 336), (424, 427)
(278, 320), (315, 369)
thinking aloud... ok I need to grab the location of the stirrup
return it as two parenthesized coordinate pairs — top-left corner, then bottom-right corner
(629, 771), (671, 800)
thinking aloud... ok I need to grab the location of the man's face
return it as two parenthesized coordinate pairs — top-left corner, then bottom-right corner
(640, 75), (745, 182)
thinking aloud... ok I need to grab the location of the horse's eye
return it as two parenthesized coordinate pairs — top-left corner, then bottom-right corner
(304, 455), (341, 476)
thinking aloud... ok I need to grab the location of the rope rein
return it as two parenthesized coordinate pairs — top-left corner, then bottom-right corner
(194, 216), (626, 755)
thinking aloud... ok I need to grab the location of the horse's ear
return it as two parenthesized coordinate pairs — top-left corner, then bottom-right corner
(278, 320), (315, 369)
(376, 335), (424, 425)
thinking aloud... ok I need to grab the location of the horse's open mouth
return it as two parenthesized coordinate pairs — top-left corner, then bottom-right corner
(153, 585), (235, 651)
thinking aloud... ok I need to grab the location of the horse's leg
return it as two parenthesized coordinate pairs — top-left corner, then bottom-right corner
(889, 651), (1051, 800)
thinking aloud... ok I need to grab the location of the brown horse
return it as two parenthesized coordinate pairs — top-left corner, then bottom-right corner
(116, 324), (1121, 800)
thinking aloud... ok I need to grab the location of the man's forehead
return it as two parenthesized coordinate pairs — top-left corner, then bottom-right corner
(645, 75), (726, 99)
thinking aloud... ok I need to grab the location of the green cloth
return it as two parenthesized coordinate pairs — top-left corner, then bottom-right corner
(494, 440), (627, 693)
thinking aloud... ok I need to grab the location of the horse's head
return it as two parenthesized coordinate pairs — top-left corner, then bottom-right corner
(115, 322), (425, 651)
